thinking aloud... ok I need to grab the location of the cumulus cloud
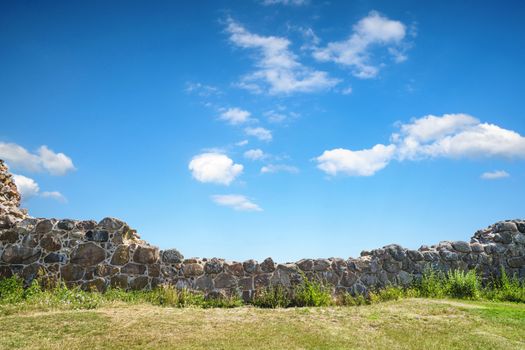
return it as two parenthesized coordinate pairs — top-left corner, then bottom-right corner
(316, 145), (396, 176)
(211, 194), (262, 212)
(0, 142), (75, 175)
(189, 153), (243, 185)
(313, 11), (409, 79)
(12, 174), (66, 202)
(260, 164), (300, 174)
(12, 174), (40, 199)
(480, 170), (510, 180)
(316, 113), (525, 177)
(245, 127), (273, 141)
(394, 114), (525, 160)
(226, 18), (339, 95)
(244, 149), (266, 160)
(220, 107), (252, 125)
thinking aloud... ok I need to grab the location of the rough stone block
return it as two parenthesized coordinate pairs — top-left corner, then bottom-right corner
(133, 246), (159, 264)
(70, 243), (106, 266)
(161, 248), (184, 264)
(85, 230), (109, 242)
(260, 257), (275, 273)
(183, 263), (204, 276)
(121, 263), (146, 275)
(111, 245), (130, 265)
(1, 245), (41, 264)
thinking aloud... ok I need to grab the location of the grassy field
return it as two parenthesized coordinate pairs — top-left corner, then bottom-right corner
(0, 298), (523, 349)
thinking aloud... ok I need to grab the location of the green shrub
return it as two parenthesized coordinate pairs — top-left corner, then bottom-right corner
(445, 270), (481, 300)
(292, 278), (333, 307)
(416, 269), (446, 298)
(0, 276), (24, 304)
(483, 268), (525, 303)
(251, 285), (292, 308)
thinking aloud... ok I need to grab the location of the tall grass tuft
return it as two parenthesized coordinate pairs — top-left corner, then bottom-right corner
(292, 278), (333, 307)
(251, 285), (292, 308)
(445, 270), (481, 300)
(483, 268), (525, 303)
(416, 269), (446, 298)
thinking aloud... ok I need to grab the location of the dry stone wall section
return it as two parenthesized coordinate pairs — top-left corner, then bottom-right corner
(1, 160), (524, 300)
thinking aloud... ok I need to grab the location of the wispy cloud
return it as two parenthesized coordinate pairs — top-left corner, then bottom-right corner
(211, 194), (262, 211)
(261, 164), (300, 174)
(185, 82), (221, 96)
(261, 0), (308, 6)
(341, 86), (353, 95)
(481, 170), (510, 180)
(244, 149), (267, 160)
(225, 18), (339, 95)
(245, 127), (273, 141)
(264, 109), (299, 124)
(313, 11), (410, 79)
(219, 107), (252, 125)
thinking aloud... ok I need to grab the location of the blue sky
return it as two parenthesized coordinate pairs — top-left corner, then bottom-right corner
(1, 0), (524, 262)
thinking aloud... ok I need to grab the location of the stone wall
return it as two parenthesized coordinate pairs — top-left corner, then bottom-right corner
(0, 159), (524, 300)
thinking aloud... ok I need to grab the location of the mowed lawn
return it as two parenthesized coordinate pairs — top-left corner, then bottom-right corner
(0, 298), (524, 350)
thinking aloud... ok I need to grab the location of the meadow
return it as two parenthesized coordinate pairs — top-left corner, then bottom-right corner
(0, 270), (524, 349)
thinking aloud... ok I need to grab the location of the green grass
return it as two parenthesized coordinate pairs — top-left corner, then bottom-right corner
(251, 277), (333, 308)
(1, 272), (524, 349)
(0, 299), (523, 349)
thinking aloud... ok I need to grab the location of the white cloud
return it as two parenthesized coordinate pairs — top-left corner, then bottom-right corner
(261, 0), (308, 5)
(12, 174), (66, 202)
(316, 144), (396, 176)
(211, 194), (262, 212)
(260, 164), (299, 174)
(236, 140), (249, 147)
(341, 86), (353, 95)
(394, 114), (525, 160)
(0, 142), (75, 175)
(37, 146), (76, 175)
(226, 19), (339, 95)
(481, 170), (510, 180)
(263, 109), (299, 124)
(264, 110), (287, 123)
(185, 82), (221, 96)
(245, 127), (273, 141)
(189, 153), (243, 185)
(220, 107), (252, 125)
(316, 113), (525, 177)
(244, 149), (266, 160)
(41, 191), (67, 203)
(313, 11), (408, 79)
(297, 26), (320, 50)
(12, 174), (40, 199)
